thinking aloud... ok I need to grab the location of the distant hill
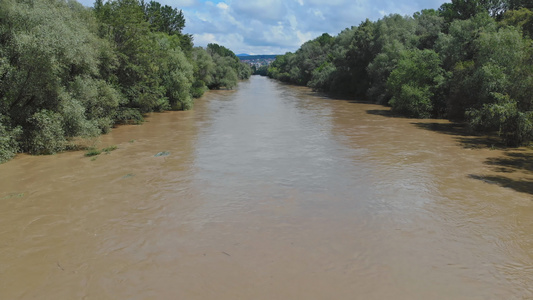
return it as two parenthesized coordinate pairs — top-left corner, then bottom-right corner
(237, 53), (250, 56)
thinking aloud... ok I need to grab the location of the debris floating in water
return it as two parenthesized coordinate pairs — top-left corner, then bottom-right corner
(154, 151), (170, 157)
(0, 193), (25, 200)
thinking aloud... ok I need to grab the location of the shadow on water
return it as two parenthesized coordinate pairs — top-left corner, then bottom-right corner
(364, 108), (506, 149)
(468, 174), (533, 196)
(401, 121), (533, 196)
(469, 150), (533, 196)
(411, 122), (504, 150)
(485, 151), (533, 174)
(366, 109), (398, 118)
(296, 89), (533, 196)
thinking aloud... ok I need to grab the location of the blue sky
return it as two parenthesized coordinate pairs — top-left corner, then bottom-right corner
(78, 0), (450, 54)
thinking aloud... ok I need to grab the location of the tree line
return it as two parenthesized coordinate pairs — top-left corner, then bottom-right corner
(267, 0), (533, 146)
(0, 0), (251, 163)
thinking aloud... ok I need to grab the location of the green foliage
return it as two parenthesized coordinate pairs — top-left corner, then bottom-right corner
(102, 145), (118, 153)
(390, 85), (434, 118)
(254, 65), (269, 76)
(85, 145), (117, 157)
(436, 14), (497, 70)
(115, 107), (144, 124)
(207, 43), (238, 59)
(438, 0), (507, 22)
(69, 76), (123, 133)
(237, 62), (253, 80)
(267, 52), (296, 82)
(155, 33), (194, 109)
(332, 20), (376, 96)
(502, 8), (533, 39)
(446, 60), (478, 119)
(414, 9), (445, 49)
(191, 47), (215, 96)
(0, 0), (249, 163)
(507, 0), (533, 10)
(308, 62), (336, 92)
(467, 93), (533, 146)
(0, 0), (125, 155)
(367, 40), (407, 104)
(388, 49), (446, 118)
(268, 0), (533, 146)
(211, 56), (239, 89)
(267, 33), (335, 87)
(0, 115), (21, 164)
(85, 148), (102, 157)
(142, 0), (185, 35)
(205, 43), (250, 89)
(26, 110), (66, 155)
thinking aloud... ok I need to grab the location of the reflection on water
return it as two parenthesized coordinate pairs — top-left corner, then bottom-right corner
(0, 76), (532, 299)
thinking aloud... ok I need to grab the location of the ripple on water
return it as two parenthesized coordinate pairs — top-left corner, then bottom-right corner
(0, 76), (532, 299)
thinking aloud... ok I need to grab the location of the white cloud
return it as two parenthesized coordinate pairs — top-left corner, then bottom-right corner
(232, 0), (285, 20)
(216, 2), (229, 9)
(161, 0), (198, 7)
(187, 0), (448, 54)
(193, 33), (218, 45)
(75, 0), (449, 55)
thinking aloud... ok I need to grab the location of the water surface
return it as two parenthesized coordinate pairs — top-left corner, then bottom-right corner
(1, 76), (532, 299)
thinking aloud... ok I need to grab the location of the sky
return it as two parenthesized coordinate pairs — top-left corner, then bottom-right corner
(78, 0), (450, 55)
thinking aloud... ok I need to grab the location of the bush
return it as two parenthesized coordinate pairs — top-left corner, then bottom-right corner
(0, 116), (21, 163)
(26, 110), (66, 155)
(467, 93), (533, 146)
(191, 80), (207, 98)
(102, 145), (118, 153)
(390, 85), (433, 118)
(85, 148), (101, 157)
(387, 49), (445, 118)
(115, 108), (144, 125)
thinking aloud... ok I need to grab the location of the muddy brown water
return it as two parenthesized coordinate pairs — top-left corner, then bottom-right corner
(1, 76), (532, 299)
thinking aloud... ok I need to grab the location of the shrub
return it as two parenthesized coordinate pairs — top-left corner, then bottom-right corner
(467, 93), (533, 146)
(115, 108), (144, 125)
(390, 85), (433, 118)
(102, 145), (118, 153)
(387, 49), (445, 118)
(0, 116), (21, 163)
(85, 148), (102, 157)
(26, 110), (66, 155)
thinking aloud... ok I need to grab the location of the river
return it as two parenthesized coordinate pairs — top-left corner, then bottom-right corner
(0, 76), (532, 299)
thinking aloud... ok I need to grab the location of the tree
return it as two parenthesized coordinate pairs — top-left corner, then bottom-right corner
(0, 114), (21, 163)
(191, 47), (215, 97)
(142, 0), (185, 35)
(332, 20), (376, 96)
(466, 26), (533, 145)
(366, 14), (418, 104)
(414, 9), (445, 49)
(388, 49), (446, 118)
(141, 0), (192, 51)
(439, 0), (507, 22)
(205, 43), (251, 89)
(0, 0), (120, 154)
(507, 0), (533, 10)
(435, 14), (497, 119)
(502, 8), (533, 39)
